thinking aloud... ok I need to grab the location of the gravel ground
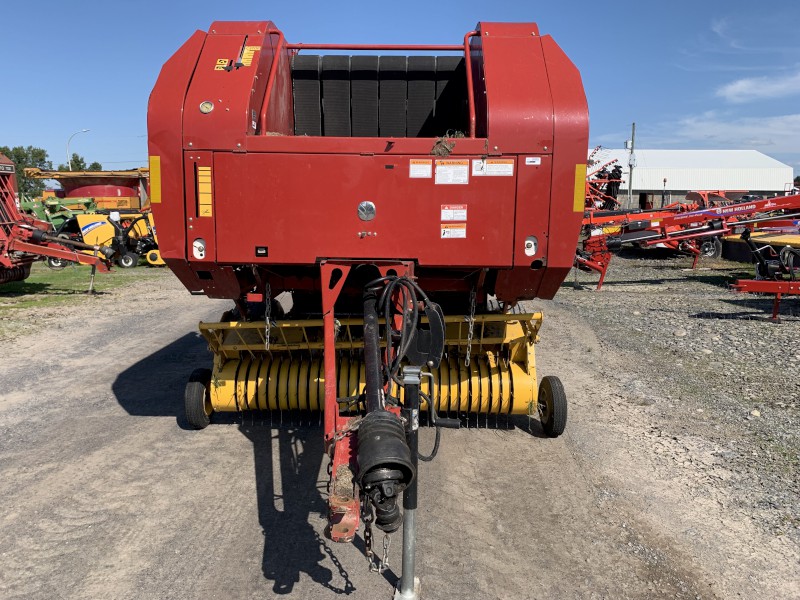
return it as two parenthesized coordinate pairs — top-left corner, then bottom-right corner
(1, 254), (798, 599)
(560, 248), (799, 542)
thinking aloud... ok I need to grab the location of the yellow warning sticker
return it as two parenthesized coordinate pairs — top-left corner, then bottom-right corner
(214, 58), (229, 71)
(241, 46), (260, 67)
(441, 223), (467, 239)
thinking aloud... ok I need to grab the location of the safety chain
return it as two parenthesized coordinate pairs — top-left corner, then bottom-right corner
(465, 289), (477, 367)
(361, 496), (391, 573)
(264, 283), (272, 352)
(331, 415), (363, 444)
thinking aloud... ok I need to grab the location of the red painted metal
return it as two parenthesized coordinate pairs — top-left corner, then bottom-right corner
(148, 21), (589, 544)
(577, 194), (800, 289)
(0, 155), (111, 282)
(731, 280), (800, 321)
(148, 22), (588, 303)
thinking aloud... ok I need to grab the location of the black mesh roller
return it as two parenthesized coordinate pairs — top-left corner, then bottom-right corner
(379, 56), (407, 137)
(321, 55), (351, 137)
(292, 55), (322, 136)
(435, 56), (468, 136)
(407, 56), (436, 137)
(350, 56), (379, 137)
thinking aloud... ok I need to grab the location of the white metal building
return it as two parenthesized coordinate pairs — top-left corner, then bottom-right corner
(589, 149), (794, 205)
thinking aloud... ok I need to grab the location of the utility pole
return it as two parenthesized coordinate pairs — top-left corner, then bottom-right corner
(627, 122), (636, 208)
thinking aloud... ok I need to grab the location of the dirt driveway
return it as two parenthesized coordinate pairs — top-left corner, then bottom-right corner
(0, 265), (797, 599)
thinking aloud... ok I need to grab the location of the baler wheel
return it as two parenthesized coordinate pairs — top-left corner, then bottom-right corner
(118, 253), (140, 268)
(185, 368), (213, 429)
(46, 257), (67, 270)
(539, 375), (567, 437)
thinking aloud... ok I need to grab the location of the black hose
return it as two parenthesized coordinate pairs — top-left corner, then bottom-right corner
(417, 426), (440, 462)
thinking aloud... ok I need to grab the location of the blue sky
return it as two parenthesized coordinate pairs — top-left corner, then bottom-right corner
(1, 1), (798, 174)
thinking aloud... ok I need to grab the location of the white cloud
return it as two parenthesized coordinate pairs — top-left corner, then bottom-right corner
(661, 113), (800, 155)
(716, 70), (800, 103)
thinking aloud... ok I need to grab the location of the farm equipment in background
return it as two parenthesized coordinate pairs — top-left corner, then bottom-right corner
(19, 196), (98, 230)
(575, 193), (800, 289)
(0, 154), (113, 284)
(585, 147), (623, 210)
(731, 228), (800, 321)
(24, 167), (149, 210)
(149, 20), (587, 598)
(48, 210), (162, 269)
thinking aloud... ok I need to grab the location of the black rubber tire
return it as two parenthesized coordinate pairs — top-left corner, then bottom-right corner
(700, 237), (723, 259)
(539, 375), (567, 437)
(46, 257), (67, 270)
(117, 252), (139, 268)
(185, 368), (212, 430)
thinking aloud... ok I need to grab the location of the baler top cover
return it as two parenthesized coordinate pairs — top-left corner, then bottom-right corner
(148, 21), (588, 304)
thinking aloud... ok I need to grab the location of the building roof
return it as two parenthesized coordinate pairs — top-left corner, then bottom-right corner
(589, 148), (793, 193)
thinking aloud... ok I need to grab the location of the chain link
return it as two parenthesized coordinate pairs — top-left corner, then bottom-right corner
(465, 289), (477, 367)
(331, 415), (363, 444)
(361, 495), (391, 573)
(264, 282), (272, 352)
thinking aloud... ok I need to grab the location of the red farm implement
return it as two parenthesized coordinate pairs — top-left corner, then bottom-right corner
(575, 193), (800, 289)
(0, 154), (113, 285)
(148, 20), (588, 597)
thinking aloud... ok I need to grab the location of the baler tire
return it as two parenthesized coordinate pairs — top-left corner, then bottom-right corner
(46, 257), (67, 270)
(185, 368), (213, 430)
(118, 253), (140, 268)
(539, 375), (567, 437)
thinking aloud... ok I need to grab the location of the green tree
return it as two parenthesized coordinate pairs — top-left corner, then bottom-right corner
(57, 153), (102, 171)
(794, 175), (799, 188)
(0, 145), (53, 198)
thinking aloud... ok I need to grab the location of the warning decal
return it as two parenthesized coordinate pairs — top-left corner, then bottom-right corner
(441, 204), (467, 221)
(472, 158), (514, 176)
(409, 159), (433, 178)
(435, 159), (469, 185)
(441, 223), (467, 238)
(241, 46), (260, 67)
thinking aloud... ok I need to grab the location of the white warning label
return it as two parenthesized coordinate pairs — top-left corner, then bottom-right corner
(441, 223), (467, 238)
(409, 159), (432, 178)
(435, 159), (469, 184)
(441, 204), (467, 221)
(472, 158), (515, 176)
(525, 156), (542, 166)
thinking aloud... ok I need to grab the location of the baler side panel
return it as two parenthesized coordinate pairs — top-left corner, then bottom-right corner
(511, 154), (554, 297)
(480, 25), (554, 156)
(261, 31), (294, 136)
(147, 29), (206, 266)
(212, 153), (516, 267)
(184, 151), (217, 263)
(538, 35), (590, 297)
(183, 33), (268, 151)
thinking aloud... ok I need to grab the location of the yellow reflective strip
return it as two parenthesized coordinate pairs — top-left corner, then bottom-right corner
(196, 166), (213, 216)
(574, 163), (587, 212)
(148, 156), (161, 203)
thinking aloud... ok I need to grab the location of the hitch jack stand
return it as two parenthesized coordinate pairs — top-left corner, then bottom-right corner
(395, 365), (421, 600)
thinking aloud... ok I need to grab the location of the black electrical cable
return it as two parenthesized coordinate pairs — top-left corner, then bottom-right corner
(365, 274), (447, 461)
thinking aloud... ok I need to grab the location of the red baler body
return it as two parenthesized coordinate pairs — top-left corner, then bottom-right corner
(148, 21), (588, 305)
